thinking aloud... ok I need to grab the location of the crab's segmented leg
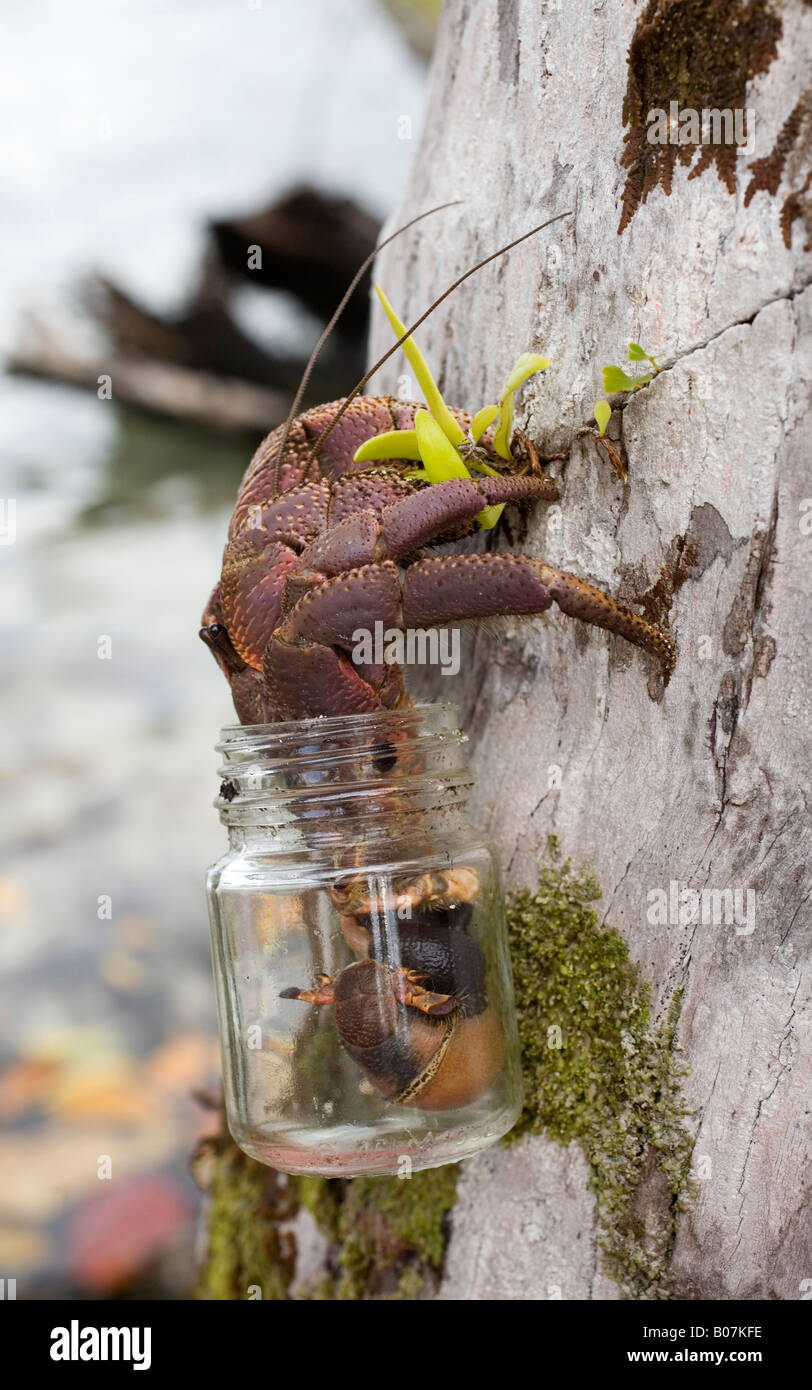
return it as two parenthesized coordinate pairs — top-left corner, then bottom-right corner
(378, 474), (558, 559)
(279, 976), (336, 1006)
(299, 475), (558, 577)
(394, 969), (457, 1018)
(263, 549), (672, 719)
(402, 553), (674, 668)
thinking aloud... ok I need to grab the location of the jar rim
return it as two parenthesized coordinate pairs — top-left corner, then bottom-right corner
(216, 702), (460, 753)
(213, 702), (472, 838)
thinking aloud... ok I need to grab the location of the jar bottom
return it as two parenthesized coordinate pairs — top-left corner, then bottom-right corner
(228, 1099), (522, 1177)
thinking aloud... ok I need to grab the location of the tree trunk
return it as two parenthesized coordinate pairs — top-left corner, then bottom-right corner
(363, 0), (811, 1300)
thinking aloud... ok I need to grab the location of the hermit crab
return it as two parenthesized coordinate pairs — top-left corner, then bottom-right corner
(202, 208), (674, 1113)
(281, 869), (498, 1110)
(201, 208), (674, 726)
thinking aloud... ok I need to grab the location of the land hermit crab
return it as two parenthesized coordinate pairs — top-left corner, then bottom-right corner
(202, 208), (674, 1115)
(201, 207), (673, 726)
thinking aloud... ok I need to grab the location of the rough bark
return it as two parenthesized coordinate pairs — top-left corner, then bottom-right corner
(365, 0), (811, 1300)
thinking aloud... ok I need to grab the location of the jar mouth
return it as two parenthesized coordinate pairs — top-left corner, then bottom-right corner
(213, 703), (472, 838)
(216, 702), (459, 750)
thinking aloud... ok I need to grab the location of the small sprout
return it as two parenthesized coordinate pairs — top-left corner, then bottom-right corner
(628, 341), (660, 372)
(376, 285), (465, 446)
(594, 400), (612, 437)
(353, 430), (421, 464)
(601, 364), (653, 394)
(493, 352), (550, 460)
(471, 404), (499, 443)
(368, 288), (546, 530)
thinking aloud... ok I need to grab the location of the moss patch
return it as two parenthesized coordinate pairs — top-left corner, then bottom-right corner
(506, 853), (695, 1298)
(619, 0), (782, 232)
(745, 93), (812, 249)
(299, 1166), (459, 1300)
(336, 1166), (459, 1298)
(195, 1134), (458, 1301)
(195, 1132), (297, 1300)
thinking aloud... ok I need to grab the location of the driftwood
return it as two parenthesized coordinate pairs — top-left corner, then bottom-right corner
(8, 185), (378, 433)
(8, 317), (286, 435)
(210, 185), (380, 344)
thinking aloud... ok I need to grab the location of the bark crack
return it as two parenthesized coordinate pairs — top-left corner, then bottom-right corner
(736, 981), (800, 1198)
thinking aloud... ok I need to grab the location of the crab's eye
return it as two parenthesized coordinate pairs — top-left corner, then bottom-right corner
(200, 623), (240, 666)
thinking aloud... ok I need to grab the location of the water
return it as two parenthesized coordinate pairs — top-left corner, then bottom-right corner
(0, 0), (427, 1295)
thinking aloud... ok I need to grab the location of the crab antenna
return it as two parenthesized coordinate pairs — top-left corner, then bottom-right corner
(303, 209), (573, 473)
(272, 199), (463, 492)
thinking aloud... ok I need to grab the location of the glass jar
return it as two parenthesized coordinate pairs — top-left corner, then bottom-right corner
(206, 704), (522, 1177)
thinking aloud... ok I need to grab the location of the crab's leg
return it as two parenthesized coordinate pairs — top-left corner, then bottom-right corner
(402, 553), (675, 668)
(276, 551), (672, 670)
(394, 969), (458, 1018)
(264, 547), (672, 718)
(263, 561), (404, 717)
(302, 475), (557, 575)
(263, 634), (400, 718)
(280, 975), (336, 1006)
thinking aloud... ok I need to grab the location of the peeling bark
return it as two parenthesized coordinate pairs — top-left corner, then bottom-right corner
(365, 0), (811, 1300)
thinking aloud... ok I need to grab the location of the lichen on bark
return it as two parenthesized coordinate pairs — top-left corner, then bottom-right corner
(619, 0), (783, 231)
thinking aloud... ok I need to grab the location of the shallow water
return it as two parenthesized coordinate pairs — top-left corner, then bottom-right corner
(0, 0), (426, 1295)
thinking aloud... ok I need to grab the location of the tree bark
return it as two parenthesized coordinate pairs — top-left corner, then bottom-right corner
(365, 0), (811, 1300)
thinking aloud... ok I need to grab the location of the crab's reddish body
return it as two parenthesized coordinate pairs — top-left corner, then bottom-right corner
(202, 394), (673, 724)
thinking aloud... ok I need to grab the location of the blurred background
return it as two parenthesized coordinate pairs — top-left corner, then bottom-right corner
(0, 0), (435, 1298)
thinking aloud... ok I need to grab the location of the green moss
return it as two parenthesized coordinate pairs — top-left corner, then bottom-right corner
(297, 1174), (342, 1241)
(297, 1166), (459, 1300)
(195, 1138), (297, 1301)
(619, 0), (782, 231)
(195, 1116), (458, 1301)
(506, 853), (695, 1298)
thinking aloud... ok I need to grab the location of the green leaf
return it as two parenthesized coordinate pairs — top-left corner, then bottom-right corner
(501, 352), (550, 395)
(594, 400), (612, 437)
(628, 341), (660, 371)
(466, 456), (501, 477)
(471, 404), (499, 443)
(601, 364), (653, 394)
(413, 409), (470, 482)
(493, 352), (550, 460)
(376, 285), (465, 446)
(353, 430), (422, 463)
(413, 409), (502, 529)
(475, 503), (505, 530)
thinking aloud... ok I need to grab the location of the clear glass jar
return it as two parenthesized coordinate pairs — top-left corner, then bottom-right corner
(205, 704), (522, 1176)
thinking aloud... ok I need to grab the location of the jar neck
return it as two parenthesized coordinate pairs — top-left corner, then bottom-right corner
(214, 704), (473, 853)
